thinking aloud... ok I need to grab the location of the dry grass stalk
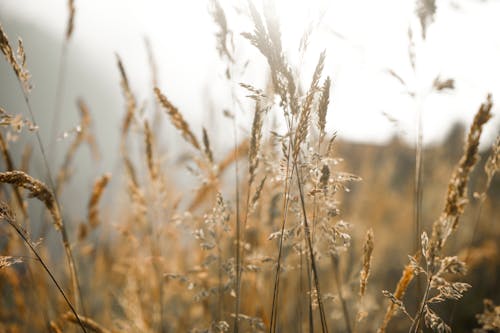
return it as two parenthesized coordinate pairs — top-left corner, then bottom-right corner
(117, 54), (137, 141)
(210, 0), (234, 62)
(359, 228), (374, 298)
(293, 51), (325, 161)
(154, 87), (201, 151)
(124, 157), (147, 224)
(0, 171), (62, 229)
(317, 76), (331, 139)
(0, 170), (86, 317)
(0, 255), (23, 270)
(475, 299), (500, 332)
(407, 95), (492, 333)
(248, 103), (264, 186)
(242, 1), (298, 116)
(0, 131), (28, 218)
(88, 173), (111, 228)
(0, 106), (38, 131)
(56, 99), (99, 194)
(483, 135), (499, 190)
(430, 95), (492, 255)
(377, 258), (417, 333)
(202, 127), (214, 164)
(0, 23), (31, 92)
(64, 312), (112, 333)
(0, 201), (88, 333)
(144, 120), (157, 181)
(66, 0), (76, 40)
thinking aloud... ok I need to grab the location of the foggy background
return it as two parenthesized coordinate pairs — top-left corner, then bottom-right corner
(1, 0), (499, 214)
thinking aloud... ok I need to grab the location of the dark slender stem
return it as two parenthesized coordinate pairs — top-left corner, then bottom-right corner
(233, 116), (241, 333)
(2, 216), (88, 333)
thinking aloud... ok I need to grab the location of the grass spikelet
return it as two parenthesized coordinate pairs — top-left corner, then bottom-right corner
(437, 94), (492, 239)
(359, 228), (374, 298)
(56, 99), (99, 194)
(377, 259), (416, 333)
(117, 54), (137, 140)
(154, 86), (201, 150)
(249, 102), (264, 185)
(484, 135), (499, 188)
(0, 23), (31, 92)
(202, 127), (214, 164)
(317, 76), (331, 139)
(88, 173), (111, 228)
(250, 175), (267, 212)
(243, 1), (298, 116)
(408, 95), (492, 333)
(144, 120), (157, 180)
(210, 0), (233, 62)
(63, 312), (112, 333)
(293, 51), (326, 160)
(0, 171), (62, 229)
(66, 0), (76, 40)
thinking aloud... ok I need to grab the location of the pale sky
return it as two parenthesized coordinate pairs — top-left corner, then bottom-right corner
(1, 0), (499, 146)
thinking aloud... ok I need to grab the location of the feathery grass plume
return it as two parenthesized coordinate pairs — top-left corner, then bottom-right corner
(317, 76), (331, 139)
(483, 135), (499, 191)
(0, 256), (23, 270)
(66, 0), (76, 40)
(377, 258), (417, 333)
(407, 95), (492, 333)
(242, 1), (298, 116)
(0, 106), (38, 131)
(359, 228), (374, 298)
(239, 83), (267, 103)
(416, 0), (436, 40)
(0, 132), (28, 218)
(293, 51), (326, 160)
(475, 299), (500, 332)
(210, 0), (234, 63)
(0, 23), (31, 92)
(249, 102), (264, 186)
(143, 120), (157, 180)
(154, 87), (201, 151)
(0, 170), (86, 316)
(88, 173), (111, 228)
(144, 37), (159, 89)
(117, 54), (137, 141)
(124, 156), (147, 224)
(64, 312), (112, 333)
(250, 175), (267, 212)
(56, 99), (99, 194)
(433, 95), (492, 243)
(202, 127), (214, 164)
(0, 171), (62, 229)
(0, 201), (88, 333)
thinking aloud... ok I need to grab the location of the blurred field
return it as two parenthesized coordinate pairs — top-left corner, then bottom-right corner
(0, 1), (499, 332)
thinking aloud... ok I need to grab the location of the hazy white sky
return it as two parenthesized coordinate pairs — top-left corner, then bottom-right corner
(1, 0), (499, 145)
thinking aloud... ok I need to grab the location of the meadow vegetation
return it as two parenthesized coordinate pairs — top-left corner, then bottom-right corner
(0, 1), (498, 332)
